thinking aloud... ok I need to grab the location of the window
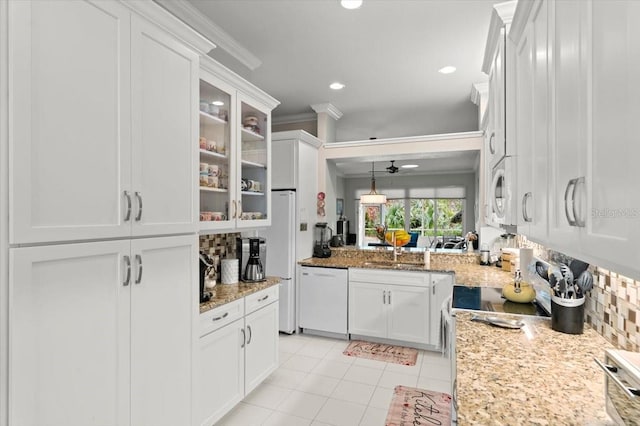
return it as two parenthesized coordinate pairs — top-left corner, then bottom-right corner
(358, 197), (465, 247)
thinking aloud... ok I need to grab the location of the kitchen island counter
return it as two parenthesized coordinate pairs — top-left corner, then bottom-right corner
(454, 311), (613, 425)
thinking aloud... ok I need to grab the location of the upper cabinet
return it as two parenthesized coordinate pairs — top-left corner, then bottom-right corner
(8, 0), (205, 245)
(510, 0), (640, 279)
(198, 57), (279, 234)
(482, 1), (517, 171)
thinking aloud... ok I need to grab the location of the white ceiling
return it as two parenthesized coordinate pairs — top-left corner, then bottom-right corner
(165, 0), (496, 175)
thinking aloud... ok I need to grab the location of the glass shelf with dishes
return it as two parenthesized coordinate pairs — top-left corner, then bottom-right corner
(199, 79), (232, 231)
(238, 98), (269, 225)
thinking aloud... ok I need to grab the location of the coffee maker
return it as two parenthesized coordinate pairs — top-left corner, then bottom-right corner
(313, 222), (332, 258)
(236, 237), (266, 282)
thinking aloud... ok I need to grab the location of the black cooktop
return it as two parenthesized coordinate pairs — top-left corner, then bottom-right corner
(452, 285), (550, 317)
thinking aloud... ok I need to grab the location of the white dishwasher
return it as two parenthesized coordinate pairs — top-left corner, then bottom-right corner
(299, 266), (348, 336)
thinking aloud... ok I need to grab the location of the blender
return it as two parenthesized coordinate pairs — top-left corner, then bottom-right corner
(313, 222), (332, 258)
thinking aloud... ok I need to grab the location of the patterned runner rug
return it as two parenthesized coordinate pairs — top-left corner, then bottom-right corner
(343, 340), (418, 366)
(385, 385), (452, 426)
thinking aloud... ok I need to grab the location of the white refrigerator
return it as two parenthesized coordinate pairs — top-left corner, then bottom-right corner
(259, 190), (297, 333)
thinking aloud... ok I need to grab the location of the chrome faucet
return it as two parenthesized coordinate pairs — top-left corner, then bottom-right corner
(392, 232), (401, 262)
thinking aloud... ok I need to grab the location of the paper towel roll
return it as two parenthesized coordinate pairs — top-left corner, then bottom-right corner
(221, 259), (239, 284)
(519, 248), (534, 277)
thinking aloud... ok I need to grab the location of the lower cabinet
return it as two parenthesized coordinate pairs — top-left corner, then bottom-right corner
(198, 286), (279, 426)
(9, 235), (197, 426)
(349, 268), (451, 347)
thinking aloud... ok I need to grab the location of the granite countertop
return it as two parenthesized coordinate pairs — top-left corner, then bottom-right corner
(454, 311), (614, 425)
(298, 251), (515, 288)
(199, 276), (281, 314)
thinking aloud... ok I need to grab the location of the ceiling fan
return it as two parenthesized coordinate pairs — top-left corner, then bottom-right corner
(386, 160), (399, 174)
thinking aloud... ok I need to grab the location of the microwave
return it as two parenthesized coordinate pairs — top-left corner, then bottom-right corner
(596, 349), (640, 424)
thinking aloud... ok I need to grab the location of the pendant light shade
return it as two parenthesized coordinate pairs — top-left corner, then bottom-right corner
(360, 162), (387, 204)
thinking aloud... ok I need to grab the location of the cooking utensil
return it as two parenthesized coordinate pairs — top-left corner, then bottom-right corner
(470, 314), (525, 329)
(560, 263), (574, 286)
(576, 270), (594, 294)
(569, 259), (589, 280)
(535, 261), (549, 281)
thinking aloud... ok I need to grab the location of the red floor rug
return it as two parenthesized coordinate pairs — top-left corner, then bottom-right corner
(343, 340), (418, 366)
(385, 385), (452, 426)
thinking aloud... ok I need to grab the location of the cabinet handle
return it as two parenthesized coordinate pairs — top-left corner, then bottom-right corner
(388, 291), (392, 305)
(489, 132), (496, 154)
(383, 290), (386, 304)
(212, 312), (229, 322)
(522, 192), (533, 222)
(123, 191), (132, 222)
(134, 191), (143, 221)
(238, 200), (243, 218)
(241, 328), (246, 348)
(433, 284), (436, 295)
(134, 254), (143, 284)
(564, 178), (578, 226)
(231, 200), (237, 219)
(594, 358), (640, 398)
(572, 177), (585, 227)
(247, 325), (252, 344)
(258, 294), (269, 302)
(123, 255), (131, 286)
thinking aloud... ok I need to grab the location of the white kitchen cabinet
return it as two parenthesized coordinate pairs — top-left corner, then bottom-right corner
(198, 57), (279, 233)
(130, 15), (199, 238)
(9, 235), (197, 426)
(244, 297), (279, 394)
(429, 273), (454, 349)
(348, 281), (388, 339)
(198, 315), (244, 426)
(9, 0), (132, 244)
(513, 0), (549, 242)
(349, 268), (439, 347)
(482, 1), (517, 172)
(8, 0), (200, 245)
(510, 0), (640, 279)
(579, 0), (640, 276)
(197, 287), (278, 426)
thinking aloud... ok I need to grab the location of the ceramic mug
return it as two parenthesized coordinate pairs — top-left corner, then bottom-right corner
(207, 176), (218, 188)
(207, 164), (219, 177)
(199, 162), (208, 172)
(241, 179), (248, 191)
(211, 212), (226, 221)
(206, 140), (216, 152)
(199, 137), (207, 149)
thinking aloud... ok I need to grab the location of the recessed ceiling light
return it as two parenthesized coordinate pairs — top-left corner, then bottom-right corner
(341, 0), (363, 9)
(438, 66), (457, 74)
(401, 164), (419, 169)
(330, 82), (346, 90)
(211, 101), (224, 106)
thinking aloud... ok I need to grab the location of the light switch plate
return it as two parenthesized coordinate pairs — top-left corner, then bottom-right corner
(300, 223), (307, 231)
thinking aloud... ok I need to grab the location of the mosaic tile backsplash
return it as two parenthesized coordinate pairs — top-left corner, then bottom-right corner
(517, 235), (640, 352)
(199, 232), (240, 281)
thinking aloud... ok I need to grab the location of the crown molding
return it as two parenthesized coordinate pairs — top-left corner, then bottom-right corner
(153, 0), (262, 70)
(470, 82), (489, 106)
(272, 112), (317, 125)
(273, 130), (323, 149)
(200, 55), (279, 110)
(481, 0), (517, 74)
(311, 103), (344, 120)
(509, 0), (538, 45)
(122, 0), (215, 55)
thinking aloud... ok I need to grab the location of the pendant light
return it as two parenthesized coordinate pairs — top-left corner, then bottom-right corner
(360, 162), (387, 204)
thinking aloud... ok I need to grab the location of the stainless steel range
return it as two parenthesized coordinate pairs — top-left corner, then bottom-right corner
(451, 285), (550, 317)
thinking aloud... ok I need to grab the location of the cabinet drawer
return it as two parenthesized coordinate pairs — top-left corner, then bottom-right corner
(245, 285), (279, 315)
(349, 268), (430, 287)
(200, 299), (244, 337)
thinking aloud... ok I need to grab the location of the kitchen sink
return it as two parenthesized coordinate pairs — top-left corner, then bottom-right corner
(361, 261), (424, 269)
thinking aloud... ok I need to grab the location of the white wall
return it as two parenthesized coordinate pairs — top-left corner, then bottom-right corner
(343, 172), (477, 240)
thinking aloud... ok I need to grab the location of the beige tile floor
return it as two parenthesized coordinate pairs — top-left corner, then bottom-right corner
(216, 333), (452, 426)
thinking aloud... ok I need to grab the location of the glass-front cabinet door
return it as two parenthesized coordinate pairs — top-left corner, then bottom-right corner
(237, 92), (271, 228)
(198, 75), (234, 232)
